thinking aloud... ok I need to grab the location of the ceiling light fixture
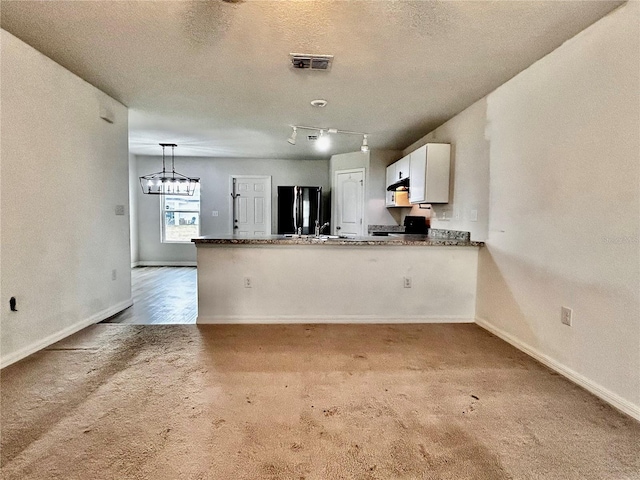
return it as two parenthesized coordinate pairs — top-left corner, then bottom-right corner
(310, 99), (328, 108)
(139, 143), (200, 196)
(287, 125), (369, 153)
(316, 129), (330, 151)
(361, 134), (369, 153)
(287, 126), (297, 145)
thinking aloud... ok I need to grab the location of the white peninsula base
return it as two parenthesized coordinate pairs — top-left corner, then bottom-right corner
(195, 243), (479, 324)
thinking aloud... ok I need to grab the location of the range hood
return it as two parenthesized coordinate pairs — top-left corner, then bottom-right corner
(386, 177), (410, 191)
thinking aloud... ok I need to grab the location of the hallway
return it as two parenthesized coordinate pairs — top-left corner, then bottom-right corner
(103, 267), (197, 324)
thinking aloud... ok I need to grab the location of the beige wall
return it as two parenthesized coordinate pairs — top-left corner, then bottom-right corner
(134, 155), (330, 264)
(0, 30), (132, 367)
(478, 2), (639, 417)
(403, 99), (490, 241)
(412, 3), (638, 417)
(128, 152), (139, 265)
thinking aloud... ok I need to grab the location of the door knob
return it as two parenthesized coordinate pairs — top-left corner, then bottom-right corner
(337, 226), (341, 230)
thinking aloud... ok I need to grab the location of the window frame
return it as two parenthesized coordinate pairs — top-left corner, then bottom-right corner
(160, 187), (201, 244)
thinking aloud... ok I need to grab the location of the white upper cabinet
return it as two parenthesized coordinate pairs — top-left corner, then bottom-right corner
(409, 144), (451, 204)
(396, 154), (410, 182)
(385, 164), (396, 206)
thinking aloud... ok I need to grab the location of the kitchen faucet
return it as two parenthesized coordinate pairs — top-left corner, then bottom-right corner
(315, 221), (330, 236)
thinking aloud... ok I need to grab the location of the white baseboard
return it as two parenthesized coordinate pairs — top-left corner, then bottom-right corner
(475, 317), (640, 422)
(197, 315), (475, 324)
(0, 297), (133, 369)
(134, 261), (197, 267)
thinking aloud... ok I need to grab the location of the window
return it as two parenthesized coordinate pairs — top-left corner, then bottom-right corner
(161, 186), (200, 243)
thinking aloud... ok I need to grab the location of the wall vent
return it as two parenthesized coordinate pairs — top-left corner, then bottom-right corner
(290, 53), (333, 71)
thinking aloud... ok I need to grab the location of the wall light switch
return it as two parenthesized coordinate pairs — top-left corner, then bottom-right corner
(470, 209), (478, 222)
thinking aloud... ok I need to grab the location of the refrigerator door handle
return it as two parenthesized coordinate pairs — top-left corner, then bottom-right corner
(293, 186), (299, 234)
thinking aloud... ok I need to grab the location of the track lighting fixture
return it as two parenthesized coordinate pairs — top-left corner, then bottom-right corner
(287, 125), (369, 153)
(287, 126), (297, 145)
(361, 134), (369, 153)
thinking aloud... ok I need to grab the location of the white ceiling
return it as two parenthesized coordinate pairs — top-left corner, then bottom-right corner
(1, 0), (623, 159)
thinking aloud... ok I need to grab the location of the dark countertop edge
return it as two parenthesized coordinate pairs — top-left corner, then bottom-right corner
(192, 236), (484, 247)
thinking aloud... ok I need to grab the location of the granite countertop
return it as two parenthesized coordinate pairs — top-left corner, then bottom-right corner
(192, 233), (483, 247)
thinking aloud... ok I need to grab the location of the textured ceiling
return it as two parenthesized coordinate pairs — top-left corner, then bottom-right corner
(1, 0), (623, 159)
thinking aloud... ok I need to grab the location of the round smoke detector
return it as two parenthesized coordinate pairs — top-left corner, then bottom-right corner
(310, 99), (328, 108)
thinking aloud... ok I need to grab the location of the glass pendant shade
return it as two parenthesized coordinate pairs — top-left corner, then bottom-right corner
(139, 143), (200, 196)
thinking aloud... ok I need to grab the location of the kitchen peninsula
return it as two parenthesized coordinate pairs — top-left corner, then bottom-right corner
(193, 229), (483, 324)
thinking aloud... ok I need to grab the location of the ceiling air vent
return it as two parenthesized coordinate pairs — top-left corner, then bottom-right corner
(290, 53), (333, 71)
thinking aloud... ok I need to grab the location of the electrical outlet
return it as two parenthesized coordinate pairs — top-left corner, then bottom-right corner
(403, 276), (412, 288)
(244, 277), (252, 288)
(112, 269), (117, 281)
(212, 210), (219, 217)
(114, 205), (125, 216)
(470, 209), (478, 222)
(561, 306), (572, 326)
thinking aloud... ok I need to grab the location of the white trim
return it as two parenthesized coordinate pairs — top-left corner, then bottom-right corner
(475, 317), (640, 422)
(134, 261), (197, 267)
(230, 175), (272, 236)
(160, 184), (201, 243)
(197, 315), (474, 324)
(1, 298), (133, 369)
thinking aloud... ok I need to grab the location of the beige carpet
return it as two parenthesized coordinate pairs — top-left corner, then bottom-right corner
(1, 324), (638, 480)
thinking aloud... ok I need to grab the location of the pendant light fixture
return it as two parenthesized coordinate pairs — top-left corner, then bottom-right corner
(139, 143), (200, 196)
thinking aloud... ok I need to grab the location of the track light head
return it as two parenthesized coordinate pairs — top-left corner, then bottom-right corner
(361, 134), (369, 153)
(287, 126), (297, 145)
(316, 129), (330, 151)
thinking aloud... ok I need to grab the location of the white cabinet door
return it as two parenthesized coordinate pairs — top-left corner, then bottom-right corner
(409, 144), (450, 204)
(409, 146), (427, 203)
(385, 164), (396, 206)
(396, 155), (410, 181)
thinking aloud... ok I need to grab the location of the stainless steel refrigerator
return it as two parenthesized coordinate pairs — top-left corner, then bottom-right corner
(277, 186), (322, 235)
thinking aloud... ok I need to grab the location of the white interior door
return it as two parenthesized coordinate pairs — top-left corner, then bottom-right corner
(335, 169), (365, 236)
(231, 176), (271, 236)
